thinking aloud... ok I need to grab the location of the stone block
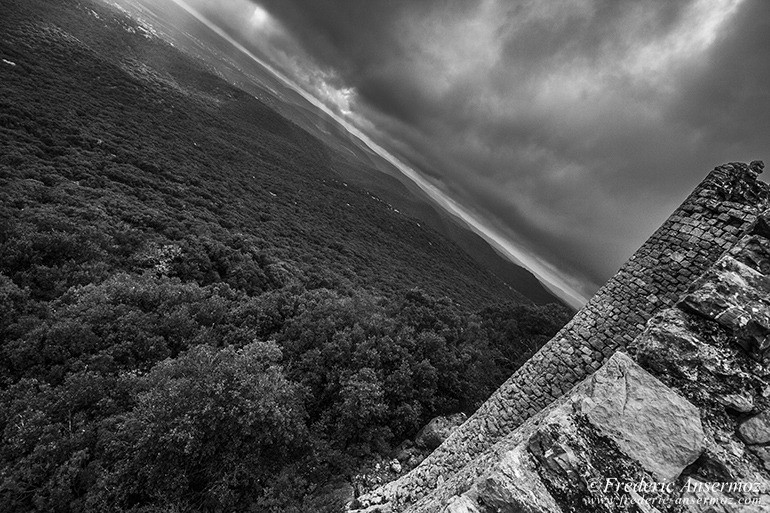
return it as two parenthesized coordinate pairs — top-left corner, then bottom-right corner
(578, 352), (705, 481)
(739, 410), (770, 445)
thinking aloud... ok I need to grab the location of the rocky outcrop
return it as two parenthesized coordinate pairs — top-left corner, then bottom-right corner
(351, 163), (770, 512)
(680, 255), (770, 358)
(415, 414), (467, 450)
(474, 446), (562, 513)
(352, 163), (770, 511)
(739, 411), (770, 445)
(361, 353), (706, 512)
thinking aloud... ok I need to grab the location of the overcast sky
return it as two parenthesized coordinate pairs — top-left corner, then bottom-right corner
(157, 0), (770, 304)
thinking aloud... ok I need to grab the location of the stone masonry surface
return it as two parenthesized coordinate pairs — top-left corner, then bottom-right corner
(403, 213), (770, 511)
(354, 162), (770, 510)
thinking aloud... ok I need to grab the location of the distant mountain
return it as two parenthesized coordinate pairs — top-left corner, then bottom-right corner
(106, 0), (565, 307)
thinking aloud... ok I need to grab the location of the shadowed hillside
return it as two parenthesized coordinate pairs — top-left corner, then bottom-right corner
(0, 0), (532, 309)
(0, 0), (570, 511)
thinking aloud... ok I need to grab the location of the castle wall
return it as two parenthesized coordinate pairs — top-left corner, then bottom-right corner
(359, 162), (770, 509)
(402, 203), (770, 513)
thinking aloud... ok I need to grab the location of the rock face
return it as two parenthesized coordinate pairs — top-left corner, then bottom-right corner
(475, 447), (562, 513)
(351, 163), (770, 512)
(402, 353), (705, 512)
(681, 255), (770, 358)
(717, 393), (754, 413)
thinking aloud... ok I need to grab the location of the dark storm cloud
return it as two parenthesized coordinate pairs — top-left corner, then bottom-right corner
(254, 0), (686, 127)
(169, 0), (769, 304)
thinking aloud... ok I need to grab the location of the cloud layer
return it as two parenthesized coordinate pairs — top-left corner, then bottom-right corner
(166, 0), (770, 302)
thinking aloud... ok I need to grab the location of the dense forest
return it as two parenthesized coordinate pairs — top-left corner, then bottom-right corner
(0, 0), (572, 511)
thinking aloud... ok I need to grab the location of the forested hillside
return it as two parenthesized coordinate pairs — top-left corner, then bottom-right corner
(0, 0), (571, 510)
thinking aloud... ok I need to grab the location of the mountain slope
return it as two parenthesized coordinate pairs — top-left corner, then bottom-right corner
(105, 0), (565, 307)
(0, 0), (531, 309)
(0, 1), (572, 511)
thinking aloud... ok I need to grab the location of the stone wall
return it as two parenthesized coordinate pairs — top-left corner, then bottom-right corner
(354, 162), (770, 510)
(399, 205), (770, 513)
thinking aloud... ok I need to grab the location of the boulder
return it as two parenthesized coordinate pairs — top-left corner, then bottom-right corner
(407, 453), (425, 467)
(578, 352), (705, 481)
(392, 440), (414, 462)
(738, 410), (770, 445)
(415, 413), (467, 450)
(394, 448), (411, 462)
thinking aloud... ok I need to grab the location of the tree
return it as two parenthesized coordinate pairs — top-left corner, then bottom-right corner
(95, 341), (308, 511)
(334, 367), (389, 454)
